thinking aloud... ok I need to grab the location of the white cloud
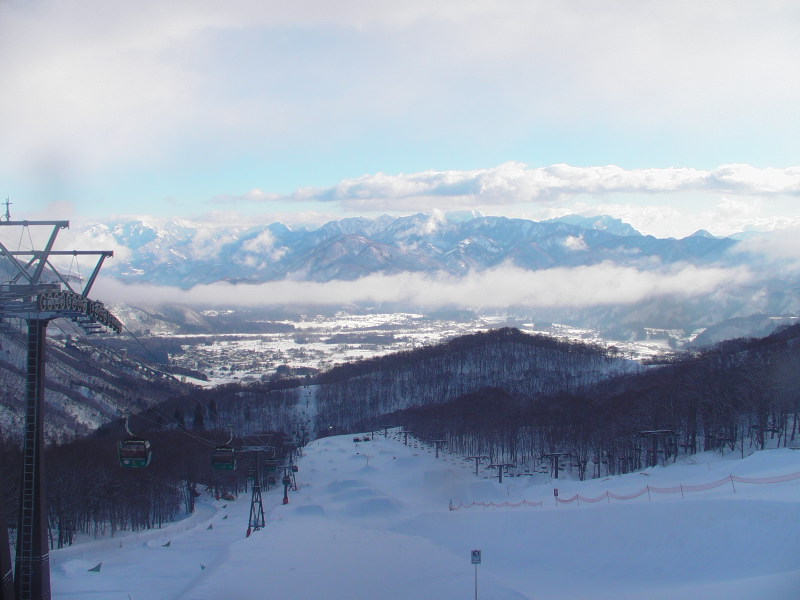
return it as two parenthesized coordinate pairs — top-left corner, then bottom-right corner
(188, 228), (239, 261)
(731, 226), (800, 275)
(708, 165), (800, 194)
(240, 230), (287, 264)
(63, 229), (133, 264)
(214, 189), (283, 205)
(267, 164), (800, 240)
(562, 236), (588, 252)
(93, 262), (753, 311)
(396, 210), (446, 239)
(2, 1), (798, 186)
(294, 164), (800, 210)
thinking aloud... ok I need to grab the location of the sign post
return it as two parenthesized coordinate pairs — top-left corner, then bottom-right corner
(471, 549), (481, 600)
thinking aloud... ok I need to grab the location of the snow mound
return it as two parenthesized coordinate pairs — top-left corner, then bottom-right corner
(332, 487), (375, 502)
(292, 504), (326, 517)
(326, 479), (363, 493)
(343, 496), (402, 518)
(58, 559), (97, 576)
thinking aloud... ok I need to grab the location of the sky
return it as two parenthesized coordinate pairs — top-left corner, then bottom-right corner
(1, 0), (799, 238)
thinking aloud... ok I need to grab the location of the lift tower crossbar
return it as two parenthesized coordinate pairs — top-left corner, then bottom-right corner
(465, 456), (490, 477)
(0, 220), (121, 600)
(488, 463), (515, 484)
(431, 440), (447, 459)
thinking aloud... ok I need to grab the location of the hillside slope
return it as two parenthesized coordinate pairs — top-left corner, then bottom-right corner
(49, 432), (800, 600)
(0, 326), (193, 442)
(313, 327), (638, 432)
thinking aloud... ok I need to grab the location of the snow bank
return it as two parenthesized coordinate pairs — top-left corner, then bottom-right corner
(50, 435), (800, 600)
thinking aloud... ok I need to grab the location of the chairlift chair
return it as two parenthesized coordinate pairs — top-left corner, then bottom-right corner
(118, 414), (152, 468)
(211, 446), (236, 471)
(118, 439), (152, 468)
(211, 427), (237, 471)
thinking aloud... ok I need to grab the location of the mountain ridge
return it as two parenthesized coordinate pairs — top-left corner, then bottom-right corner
(79, 213), (742, 287)
(68, 212), (800, 338)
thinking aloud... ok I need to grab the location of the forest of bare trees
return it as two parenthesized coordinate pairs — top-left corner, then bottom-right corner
(1, 378), (298, 551)
(2, 325), (799, 549)
(388, 327), (800, 479)
(315, 328), (639, 433)
(1, 426), (291, 551)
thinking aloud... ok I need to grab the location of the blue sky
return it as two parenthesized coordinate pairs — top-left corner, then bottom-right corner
(1, 1), (798, 238)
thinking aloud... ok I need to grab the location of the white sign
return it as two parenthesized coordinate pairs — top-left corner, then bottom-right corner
(471, 549), (482, 564)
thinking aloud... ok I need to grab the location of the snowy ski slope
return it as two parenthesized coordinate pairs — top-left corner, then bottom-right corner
(51, 433), (800, 599)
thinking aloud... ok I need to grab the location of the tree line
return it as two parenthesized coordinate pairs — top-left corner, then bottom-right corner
(314, 328), (637, 434)
(1, 420), (292, 550)
(387, 325), (800, 479)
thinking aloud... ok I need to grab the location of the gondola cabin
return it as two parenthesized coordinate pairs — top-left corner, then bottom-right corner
(118, 439), (152, 468)
(211, 446), (236, 471)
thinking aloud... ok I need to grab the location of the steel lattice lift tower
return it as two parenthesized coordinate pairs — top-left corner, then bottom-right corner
(0, 220), (121, 600)
(242, 445), (270, 535)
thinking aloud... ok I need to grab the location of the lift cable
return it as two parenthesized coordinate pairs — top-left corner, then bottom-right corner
(0, 222), (239, 453)
(117, 320), (176, 373)
(44, 320), (222, 450)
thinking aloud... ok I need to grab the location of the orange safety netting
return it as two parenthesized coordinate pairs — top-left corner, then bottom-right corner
(449, 469), (800, 510)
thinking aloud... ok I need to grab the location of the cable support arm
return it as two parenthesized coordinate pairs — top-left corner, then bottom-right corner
(30, 221), (68, 283)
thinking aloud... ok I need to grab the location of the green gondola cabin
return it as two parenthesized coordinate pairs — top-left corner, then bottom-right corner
(118, 439), (152, 468)
(211, 446), (236, 471)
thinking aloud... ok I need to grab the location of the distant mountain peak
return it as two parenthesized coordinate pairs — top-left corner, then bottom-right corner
(445, 209), (484, 223)
(686, 229), (716, 239)
(544, 214), (642, 237)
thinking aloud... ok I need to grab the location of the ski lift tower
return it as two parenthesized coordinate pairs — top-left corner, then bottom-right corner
(429, 439), (446, 459)
(465, 455), (489, 477)
(638, 430), (673, 468)
(0, 220), (122, 600)
(241, 445), (272, 534)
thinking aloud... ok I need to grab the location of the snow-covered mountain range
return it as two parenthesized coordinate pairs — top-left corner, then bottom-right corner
(73, 212), (798, 338)
(81, 213), (736, 287)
